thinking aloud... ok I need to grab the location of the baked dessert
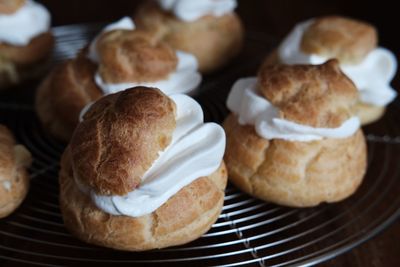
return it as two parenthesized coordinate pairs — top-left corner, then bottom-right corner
(135, 0), (244, 73)
(0, 0), (53, 89)
(59, 87), (227, 250)
(0, 124), (32, 218)
(224, 60), (367, 207)
(35, 17), (201, 142)
(264, 16), (397, 125)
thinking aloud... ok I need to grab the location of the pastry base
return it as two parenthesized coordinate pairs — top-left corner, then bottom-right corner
(59, 148), (228, 251)
(223, 114), (367, 207)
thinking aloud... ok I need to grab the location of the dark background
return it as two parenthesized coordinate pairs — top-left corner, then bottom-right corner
(25, 0), (400, 266)
(39, 0), (399, 53)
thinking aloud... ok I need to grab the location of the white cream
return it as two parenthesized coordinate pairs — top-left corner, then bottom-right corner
(88, 17), (201, 95)
(339, 49), (397, 106)
(2, 181), (11, 192)
(77, 94), (225, 217)
(0, 0), (50, 46)
(95, 51), (201, 95)
(278, 20), (398, 107)
(157, 0), (237, 22)
(227, 77), (360, 142)
(78, 102), (93, 122)
(87, 17), (136, 63)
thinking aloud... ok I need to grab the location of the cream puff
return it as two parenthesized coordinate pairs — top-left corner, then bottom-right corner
(59, 87), (227, 250)
(35, 17), (201, 142)
(135, 0), (244, 73)
(264, 16), (397, 125)
(0, 124), (32, 218)
(223, 60), (367, 207)
(0, 0), (53, 89)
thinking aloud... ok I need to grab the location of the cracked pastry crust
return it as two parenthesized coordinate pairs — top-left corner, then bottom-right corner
(70, 88), (177, 196)
(135, 1), (244, 73)
(0, 125), (32, 218)
(96, 30), (178, 83)
(223, 61), (367, 207)
(59, 88), (227, 250)
(258, 60), (358, 128)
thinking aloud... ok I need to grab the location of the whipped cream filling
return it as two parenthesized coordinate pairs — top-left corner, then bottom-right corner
(278, 20), (398, 107)
(157, 0), (237, 22)
(2, 181), (11, 192)
(227, 77), (360, 142)
(0, 0), (51, 46)
(88, 17), (201, 95)
(77, 93), (225, 217)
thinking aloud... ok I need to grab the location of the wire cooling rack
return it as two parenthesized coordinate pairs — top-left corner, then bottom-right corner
(0, 23), (399, 267)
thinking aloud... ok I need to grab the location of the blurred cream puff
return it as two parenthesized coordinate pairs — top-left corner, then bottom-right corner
(0, 0), (53, 89)
(135, 0), (244, 73)
(0, 124), (31, 218)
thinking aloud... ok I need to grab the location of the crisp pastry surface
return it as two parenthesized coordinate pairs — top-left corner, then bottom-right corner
(70, 87), (176, 196)
(300, 16), (377, 64)
(224, 60), (367, 207)
(135, 1), (244, 73)
(0, 32), (54, 89)
(264, 45), (387, 126)
(60, 88), (227, 250)
(223, 114), (367, 207)
(257, 60), (358, 128)
(0, 0), (25, 14)
(96, 30), (178, 83)
(60, 147), (227, 251)
(35, 54), (102, 142)
(0, 125), (31, 218)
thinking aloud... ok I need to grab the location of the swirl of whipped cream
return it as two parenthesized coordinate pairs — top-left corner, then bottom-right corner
(88, 17), (201, 95)
(227, 77), (360, 142)
(278, 20), (397, 107)
(157, 0), (237, 22)
(0, 0), (51, 46)
(77, 93), (225, 217)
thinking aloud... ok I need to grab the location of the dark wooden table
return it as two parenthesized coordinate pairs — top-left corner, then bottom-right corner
(19, 0), (400, 266)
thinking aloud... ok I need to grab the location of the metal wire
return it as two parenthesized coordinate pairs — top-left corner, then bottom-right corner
(0, 23), (399, 266)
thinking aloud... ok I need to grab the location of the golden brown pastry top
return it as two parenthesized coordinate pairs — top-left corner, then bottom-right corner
(96, 30), (178, 84)
(69, 87), (176, 196)
(257, 59), (358, 128)
(0, 0), (25, 15)
(300, 16), (377, 64)
(0, 125), (31, 181)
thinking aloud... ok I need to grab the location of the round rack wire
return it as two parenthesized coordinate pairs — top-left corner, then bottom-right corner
(0, 24), (400, 267)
